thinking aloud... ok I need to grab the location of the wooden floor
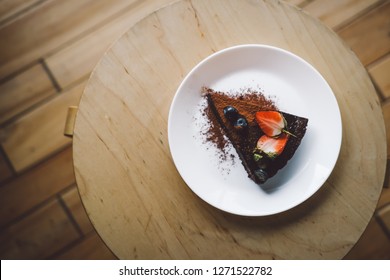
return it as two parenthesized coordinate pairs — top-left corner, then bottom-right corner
(0, 0), (389, 260)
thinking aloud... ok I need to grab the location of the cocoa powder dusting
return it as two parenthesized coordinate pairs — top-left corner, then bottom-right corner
(201, 87), (278, 162)
(204, 104), (228, 152)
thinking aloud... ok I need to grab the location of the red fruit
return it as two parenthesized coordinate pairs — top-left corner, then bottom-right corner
(255, 111), (286, 137)
(256, 134), (289, 158)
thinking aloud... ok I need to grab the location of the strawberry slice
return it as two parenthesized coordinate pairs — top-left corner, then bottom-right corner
(255, 111), (286, 137)
(256, 134), (289, 158)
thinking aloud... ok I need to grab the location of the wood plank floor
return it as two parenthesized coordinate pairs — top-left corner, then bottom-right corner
(0, 0), (389, 260)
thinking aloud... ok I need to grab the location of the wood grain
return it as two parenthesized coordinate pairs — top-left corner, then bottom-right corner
(0, 81), (85, 172)
(61, 186), (94, 235)
(0, 62), (56, 125)
(0, 147), (74, 228)
(0, 0), (387, 261)
(378, 187), (390, 208)
(337, 1), (390, 66)
(0, 0), (139, 79)
(381, 100), (390, 158)
(0, 198), (80, 259)
(45, 0), (174, 89)
(55, 232), (117, 260)
(284, 0), (311, 7)
(0, 150), (13, 183)
(377, 203), (390, 235)
(73, 0), (386, 259)
(0, 0), (44, 26)
(369, 55), (390, 99)
(302, 0), (382, 30)
(344, 216), (390, 259)
(383, 160), (390, 189)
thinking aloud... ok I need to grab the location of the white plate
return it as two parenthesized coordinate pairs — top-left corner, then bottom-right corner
(168, 44), (342, 216)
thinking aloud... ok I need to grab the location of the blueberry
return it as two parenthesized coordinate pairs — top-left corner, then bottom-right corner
(234, 117), (248, 130)
(223, 106), (238, 120)
(254, 169), (269, 183)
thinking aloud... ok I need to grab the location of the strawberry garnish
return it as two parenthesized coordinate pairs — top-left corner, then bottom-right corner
(255, 111), (295, 137)
(256, 134), (289, 159)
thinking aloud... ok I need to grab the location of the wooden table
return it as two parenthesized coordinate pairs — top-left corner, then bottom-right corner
(72, 0), (386, 259)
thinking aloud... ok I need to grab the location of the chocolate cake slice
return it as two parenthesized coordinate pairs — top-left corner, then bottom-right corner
(203, 87), (308, 184)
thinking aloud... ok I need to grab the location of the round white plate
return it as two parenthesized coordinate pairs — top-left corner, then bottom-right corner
(168, 44), (342, 216)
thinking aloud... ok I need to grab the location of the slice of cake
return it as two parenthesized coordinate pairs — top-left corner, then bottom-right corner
(203, 87), (308, 184)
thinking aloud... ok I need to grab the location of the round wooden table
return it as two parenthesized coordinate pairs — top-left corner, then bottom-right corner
(73, 0), (386, 259)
